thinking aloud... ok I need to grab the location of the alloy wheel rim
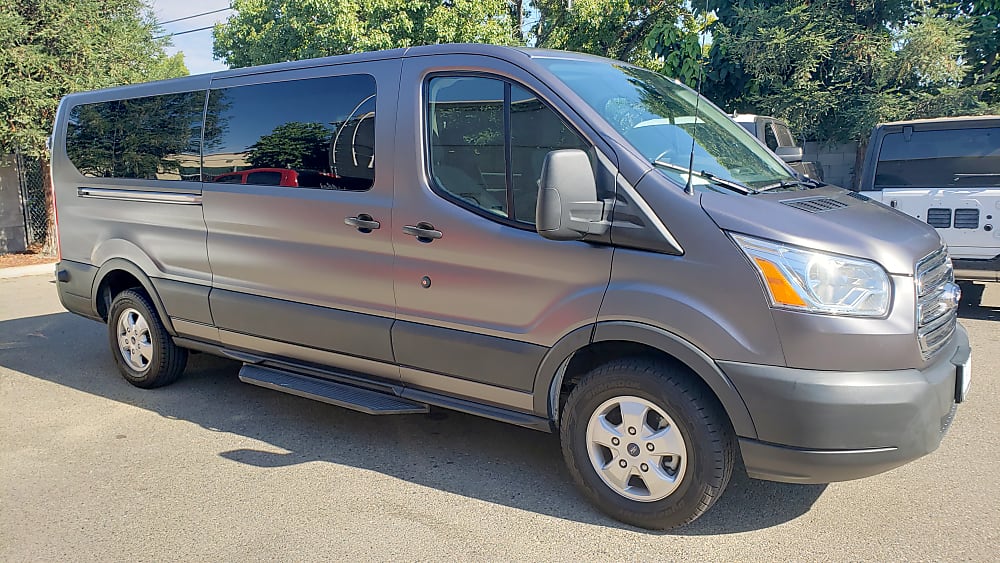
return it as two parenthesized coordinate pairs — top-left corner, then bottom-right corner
(585, 395), (687, 502)
(117, 307), (153, 373)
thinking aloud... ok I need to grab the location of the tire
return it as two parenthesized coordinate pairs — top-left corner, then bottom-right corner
(560, 357), (736, 530)
(107, 289), (187, 389)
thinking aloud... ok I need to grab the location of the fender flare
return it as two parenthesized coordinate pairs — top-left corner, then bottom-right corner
(532, 321), (757, 439)
(92, 258), (177, 335)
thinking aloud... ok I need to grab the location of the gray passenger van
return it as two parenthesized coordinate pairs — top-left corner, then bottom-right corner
(51, 44), (971, 529)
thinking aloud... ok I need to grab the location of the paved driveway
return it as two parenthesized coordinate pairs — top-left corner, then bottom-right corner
(2, 273), (998, 560)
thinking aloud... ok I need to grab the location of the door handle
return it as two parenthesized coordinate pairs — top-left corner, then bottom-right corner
(345, 214), (380, 233)
(402, 222), (443, 243)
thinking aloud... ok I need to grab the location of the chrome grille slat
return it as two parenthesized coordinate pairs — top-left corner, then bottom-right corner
(919, 261), (952, 294)
(915, 247), (957, 360)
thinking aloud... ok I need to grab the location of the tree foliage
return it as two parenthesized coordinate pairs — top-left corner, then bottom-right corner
(247, 122), (331, 170)
(703, 0), (1000, 143)
(213, 0), (519, 68)
(0, 0), (188, 157)
(213, 0), (707, 82)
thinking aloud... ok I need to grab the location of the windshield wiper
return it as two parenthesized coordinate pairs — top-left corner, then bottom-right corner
(653, 160), (758, 195)
(757, 179), (800, 192)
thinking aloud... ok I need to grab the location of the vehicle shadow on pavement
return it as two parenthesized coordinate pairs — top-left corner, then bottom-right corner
(957, 282), (1000, 321)
(1, 311), (824, 534)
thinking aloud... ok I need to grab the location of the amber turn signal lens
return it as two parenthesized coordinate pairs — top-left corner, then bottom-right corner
(753, 257), (807, 307)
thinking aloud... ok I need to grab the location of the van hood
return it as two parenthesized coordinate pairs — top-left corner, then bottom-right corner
(699, 186), (943, 275)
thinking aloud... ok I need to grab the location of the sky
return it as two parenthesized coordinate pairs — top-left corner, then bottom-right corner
(149, 0), (233, 76)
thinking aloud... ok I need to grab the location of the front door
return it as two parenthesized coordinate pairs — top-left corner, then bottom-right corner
(202, 61), (400, 372)
(390, 56), (615, 401)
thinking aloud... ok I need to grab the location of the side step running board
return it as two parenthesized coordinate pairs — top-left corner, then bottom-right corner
(239, 364), (429, 415)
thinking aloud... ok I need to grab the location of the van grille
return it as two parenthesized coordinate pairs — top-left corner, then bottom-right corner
(954, 208), (980, 229)
(926, 208), (952, 228)
(781, 197), (848, 213)
(915, 248), (958, 360)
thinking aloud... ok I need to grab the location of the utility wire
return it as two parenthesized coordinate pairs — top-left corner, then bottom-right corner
(159, 7), (232, 26)
(154, 25), (217, 40)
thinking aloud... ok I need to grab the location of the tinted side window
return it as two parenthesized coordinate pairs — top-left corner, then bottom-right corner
(66, 91), (204, 181)
(770, 122), (795, 147)
(205, 74), (376, 191)
(428, 77), (507, 215)
(510, 85), (588, 222)
(246, 171), (283, 185)
(213, 173), (243, 184)
(763, 122), (779, 151)
(875, 127), (1000, 188)
(427, 76), (589, 224)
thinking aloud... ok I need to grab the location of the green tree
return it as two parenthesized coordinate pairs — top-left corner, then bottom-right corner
(213, 0), (706, 83)
(246, 122), (331, 170)
(0, 0), (188, 250)
(213, 0), (519, 68)
(703, 1), (999, 143)
(956, 0), (1000, 85)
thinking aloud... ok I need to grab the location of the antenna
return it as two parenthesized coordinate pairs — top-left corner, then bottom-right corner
(684, 0), (711, 195)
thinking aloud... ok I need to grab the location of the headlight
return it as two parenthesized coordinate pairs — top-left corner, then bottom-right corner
(730, 234), (891, 317)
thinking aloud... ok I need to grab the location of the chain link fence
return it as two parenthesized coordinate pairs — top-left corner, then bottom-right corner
(16, 153), (48, 247)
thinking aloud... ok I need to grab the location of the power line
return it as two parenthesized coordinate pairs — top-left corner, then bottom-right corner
(154, 25), (216, 40)
(159, 7), (232, 26)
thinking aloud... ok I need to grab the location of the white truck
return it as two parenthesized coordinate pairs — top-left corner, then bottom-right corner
(857, 116), (1000, 282)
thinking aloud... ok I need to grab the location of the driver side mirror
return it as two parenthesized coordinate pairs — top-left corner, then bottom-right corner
(536, 149), (610, 241)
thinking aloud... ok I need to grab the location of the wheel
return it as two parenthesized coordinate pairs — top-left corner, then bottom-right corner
(560, 358), (736, 529)
(107, 289), (187, 388)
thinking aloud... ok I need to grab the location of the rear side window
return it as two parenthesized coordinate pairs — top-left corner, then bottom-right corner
(427, 76), (589, 224)
(763, 123), (779, 151)
(875, 127), (1000, 188)
(204, 74), (376, 191)
(769, 122), (795, 147)
(66, 91), (204, 181)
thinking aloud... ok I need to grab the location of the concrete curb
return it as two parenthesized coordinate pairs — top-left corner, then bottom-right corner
(0, 263), (56, 279)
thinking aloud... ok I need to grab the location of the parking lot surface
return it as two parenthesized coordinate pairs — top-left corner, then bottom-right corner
(2, 273), (998, 560)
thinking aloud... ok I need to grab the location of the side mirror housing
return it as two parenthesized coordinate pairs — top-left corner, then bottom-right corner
(775, 146), (804, 163)
(536, 150), (610, 241)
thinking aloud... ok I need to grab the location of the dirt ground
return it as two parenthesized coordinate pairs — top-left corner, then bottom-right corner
(0, 246), (56, 269)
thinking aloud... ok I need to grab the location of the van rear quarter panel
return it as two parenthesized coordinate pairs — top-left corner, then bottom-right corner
(53, 76), (214, 300)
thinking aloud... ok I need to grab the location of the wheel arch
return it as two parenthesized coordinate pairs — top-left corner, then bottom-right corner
(92, 258), (176, 335)
(532, 321), (757, 438)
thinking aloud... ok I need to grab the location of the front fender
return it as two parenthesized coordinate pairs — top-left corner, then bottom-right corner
(533, 321), (757, 438)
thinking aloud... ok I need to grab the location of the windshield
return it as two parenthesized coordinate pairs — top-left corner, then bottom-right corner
(537, 58), (796, 191)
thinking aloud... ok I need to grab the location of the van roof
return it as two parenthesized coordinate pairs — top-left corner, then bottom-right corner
(60, 44), (617, 102)
(875, 115), (1000, 129)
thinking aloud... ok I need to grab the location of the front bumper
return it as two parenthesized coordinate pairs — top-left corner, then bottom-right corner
(719, 324), (970, 484)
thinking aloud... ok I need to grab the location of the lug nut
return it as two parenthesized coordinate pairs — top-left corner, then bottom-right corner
(611, 437), (620, 446)
(628, 427), (637, 435)
(640, 463), (649, 472)
(646, 443), (654, 452)
(619, 459), (627, 468)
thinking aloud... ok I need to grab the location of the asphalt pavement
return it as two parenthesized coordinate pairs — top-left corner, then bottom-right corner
(1, 273), (998, 560)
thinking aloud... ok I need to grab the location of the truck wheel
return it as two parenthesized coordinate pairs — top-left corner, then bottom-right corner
(107, 289), (187, 388)
(560, 358), (735, 529)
